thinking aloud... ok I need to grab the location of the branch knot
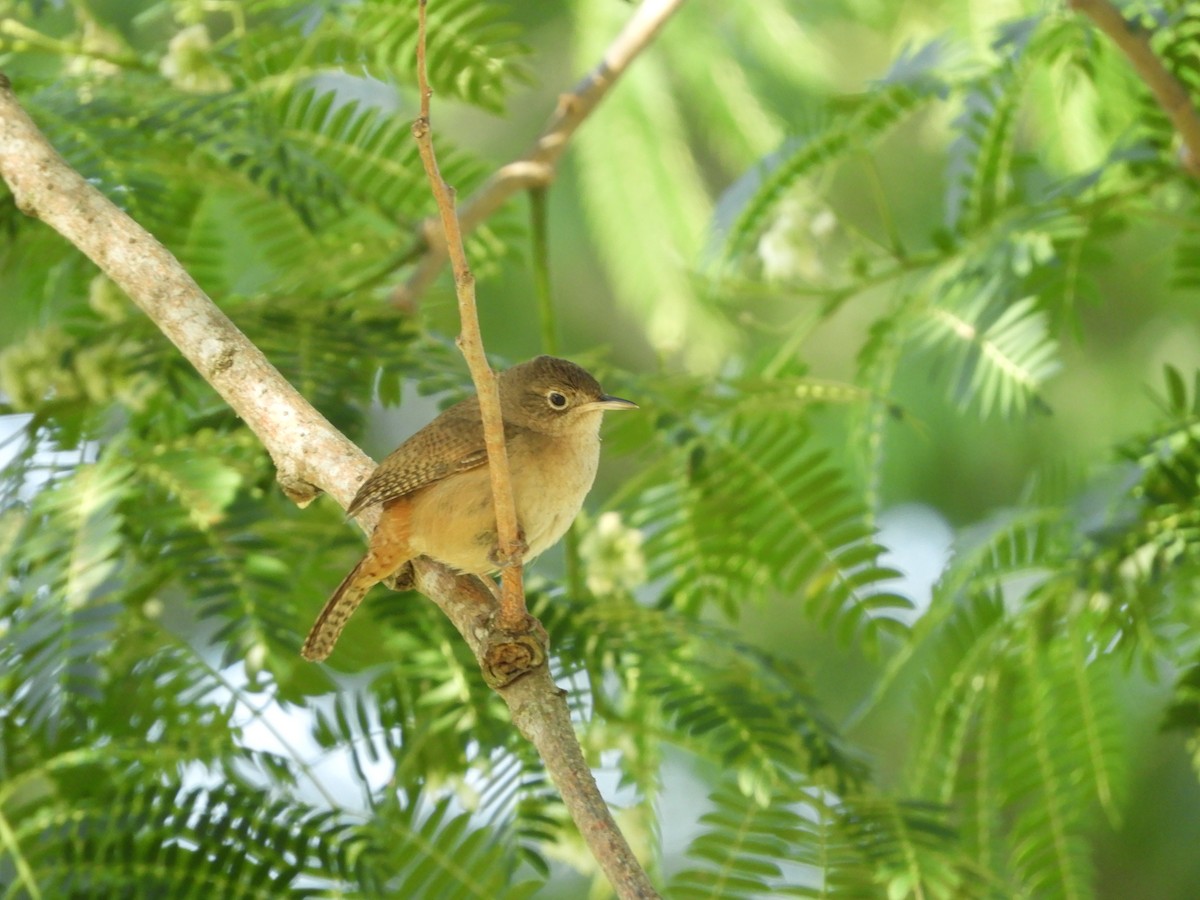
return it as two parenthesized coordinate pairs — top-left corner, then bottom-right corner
(482, 629), (547, 688)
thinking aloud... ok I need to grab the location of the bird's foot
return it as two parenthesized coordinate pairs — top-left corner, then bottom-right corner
(382, 561), (416, 592)
(487, 525), (528, 569)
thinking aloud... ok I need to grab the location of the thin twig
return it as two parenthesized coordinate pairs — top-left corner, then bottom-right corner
(412, 9), (660, 895)
(392, 0), (688, 308)
(412, 0), (527, 633)
(0, 68), (660, 900)
(1070, 0), (1200, 178)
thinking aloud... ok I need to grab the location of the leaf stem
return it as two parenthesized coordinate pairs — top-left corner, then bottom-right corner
(530, 187), (558, 356)
(0, 806), (41, 900)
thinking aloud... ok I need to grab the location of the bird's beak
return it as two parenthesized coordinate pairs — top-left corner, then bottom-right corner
(590, 394), (638, 411)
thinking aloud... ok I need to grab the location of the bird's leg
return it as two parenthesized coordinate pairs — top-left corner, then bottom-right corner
(478, 574), (502, 602)
(382, 561), (416, 592)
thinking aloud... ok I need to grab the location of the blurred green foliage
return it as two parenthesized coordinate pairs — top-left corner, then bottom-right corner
(2, 0), (1200, 897)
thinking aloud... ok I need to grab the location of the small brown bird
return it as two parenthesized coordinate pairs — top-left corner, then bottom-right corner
(302, 356), (637, 662)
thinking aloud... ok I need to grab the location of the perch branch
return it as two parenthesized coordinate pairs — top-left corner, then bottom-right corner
(413, 0), (527, 634)
(1070, 0), (1200, 177)
(414, 560), (659, 899)
(392, 0), (688, 308)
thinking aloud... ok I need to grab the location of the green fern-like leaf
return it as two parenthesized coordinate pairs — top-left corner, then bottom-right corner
(357, 0), (532, 112)
(310, 656), (559, 875)
(911, 279), (1060, 418)
(830, 797), (976, 899)
(152, 498), (327, 669)
(903, 560), (1127, 896)
(939, 505), (1070, 605)
(311, 638), (510, 786)
(240, 0), (531, 112)
(657, 6), (785, 171)
(375, 795), (541, 899)
(669, 781), (973, 899)
(946, 62), (1025, 233)
(114, 427), (325, 674)
(271, 85), (442, 218)
(475, 748), (561, 878)
(668, 780), (815, 899)
(18, 84), (178, 225)
(1077, 368), (1200, 659)
(1002, 627), (1099, 900)
(1, 452), (132, 743)
(721, 39), (948, 263)
(905, 588), (1009, 806)
(1151, 5), (1200, 123)
(1171, 194), (1200, 292)
(1162, 660), (1200, 782)
(548, 594), (866, 797)
(633, 415), (910, 650)
(1, 640), (271, 809)
(174, 174), (362, 300)
(9, 782), (374, 898)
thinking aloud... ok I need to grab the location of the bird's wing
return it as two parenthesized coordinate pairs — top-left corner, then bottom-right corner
(345, 397), (491, 516)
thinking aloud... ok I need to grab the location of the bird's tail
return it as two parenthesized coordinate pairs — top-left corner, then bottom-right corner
(302, 558), (374, 662)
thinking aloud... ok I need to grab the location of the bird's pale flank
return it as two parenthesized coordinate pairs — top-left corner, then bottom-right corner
(301, 356), (637, 662)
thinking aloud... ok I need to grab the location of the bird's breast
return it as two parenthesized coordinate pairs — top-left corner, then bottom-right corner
(405, 428), (601, 574)
(512, 429), (601, 558)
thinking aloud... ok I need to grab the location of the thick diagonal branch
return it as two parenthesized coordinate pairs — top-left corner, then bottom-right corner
(392, 0), (688, 308)
(1070, 0), (1200, 177)
(0, 75), (366, 509)
(0, 69), (659, 900)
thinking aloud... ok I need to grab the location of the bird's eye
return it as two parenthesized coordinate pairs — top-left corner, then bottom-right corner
(547, 391), (568, 409)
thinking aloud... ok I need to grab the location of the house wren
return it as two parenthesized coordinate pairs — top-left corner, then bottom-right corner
(301, 356), (637, 662)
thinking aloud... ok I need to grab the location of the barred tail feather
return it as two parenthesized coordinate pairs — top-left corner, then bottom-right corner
(302, 558), (372, 662)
